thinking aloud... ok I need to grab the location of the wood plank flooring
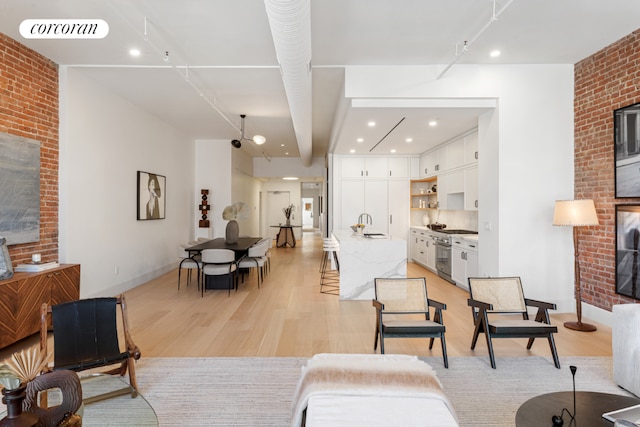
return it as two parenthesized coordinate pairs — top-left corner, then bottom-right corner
(123, 230), (612, 359)
(0, 230), (612, 361)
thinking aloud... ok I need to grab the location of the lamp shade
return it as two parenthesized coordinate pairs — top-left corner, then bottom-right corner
(252, 135), (266, 145)
(552, 199), (599, 226)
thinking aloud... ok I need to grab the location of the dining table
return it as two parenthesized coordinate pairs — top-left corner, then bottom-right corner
(185, 237), (262, 260)
(185, 237), (261, 290)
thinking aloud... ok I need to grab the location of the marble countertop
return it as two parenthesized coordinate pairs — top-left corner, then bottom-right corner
(333, 229), (396, 241)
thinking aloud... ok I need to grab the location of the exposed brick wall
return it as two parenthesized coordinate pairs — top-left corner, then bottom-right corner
(574, 28), (640, 311)
(0, 33), (59, 267)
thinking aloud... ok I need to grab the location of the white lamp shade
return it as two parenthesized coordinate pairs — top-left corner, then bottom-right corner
(252, 135), (266, 145)
(552, 199), (599, 226)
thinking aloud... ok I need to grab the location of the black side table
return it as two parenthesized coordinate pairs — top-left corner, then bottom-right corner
(516, 391), (640, 426)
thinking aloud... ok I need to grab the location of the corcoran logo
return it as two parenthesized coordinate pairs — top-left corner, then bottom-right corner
(19, 19), (109, 39)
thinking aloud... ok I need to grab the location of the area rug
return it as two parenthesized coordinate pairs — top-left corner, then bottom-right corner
(131, 356), (631, 426)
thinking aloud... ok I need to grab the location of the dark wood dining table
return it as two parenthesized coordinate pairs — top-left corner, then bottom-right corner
(185, 237), (262, 291)
(185, 237), (261, 260)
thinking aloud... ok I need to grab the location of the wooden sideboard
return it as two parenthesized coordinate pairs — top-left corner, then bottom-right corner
(0, 264), (80, 349)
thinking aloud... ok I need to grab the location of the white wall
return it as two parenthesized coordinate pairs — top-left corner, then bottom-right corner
(344, 64), (576, 310)
(253, 157), (325, 178)
(195, 139), (232, 239)
(59, 67), (194, 298)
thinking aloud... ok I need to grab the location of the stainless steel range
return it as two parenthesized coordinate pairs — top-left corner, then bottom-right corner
(432, 229), (478, 284)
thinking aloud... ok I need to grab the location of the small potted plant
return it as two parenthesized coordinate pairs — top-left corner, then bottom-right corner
(282, 204), (295, 226)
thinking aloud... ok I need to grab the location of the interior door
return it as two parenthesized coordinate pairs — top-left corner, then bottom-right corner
(267, 191), (290, 239)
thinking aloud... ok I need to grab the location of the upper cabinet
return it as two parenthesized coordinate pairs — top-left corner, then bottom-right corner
(464, 132), (478, 165)
(419, 149), (441, 178)
(419, 130), (478, 179)
(340, 156), (409, 179)
(387, 157), (410, 178)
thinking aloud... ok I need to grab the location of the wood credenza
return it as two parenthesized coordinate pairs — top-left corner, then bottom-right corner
(0, 264), (80, 349)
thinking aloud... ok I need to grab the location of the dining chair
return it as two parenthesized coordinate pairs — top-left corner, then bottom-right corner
(177, 244), (201, 290)
(201, 249), (237, 296)
(237, 240), (269, 288)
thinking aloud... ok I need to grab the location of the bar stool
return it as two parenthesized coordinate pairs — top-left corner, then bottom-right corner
(320, 237), (340, 295)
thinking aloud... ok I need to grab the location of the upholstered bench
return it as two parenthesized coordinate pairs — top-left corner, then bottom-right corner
(290, 353), (458, 427)
(613, 304), (640, 397)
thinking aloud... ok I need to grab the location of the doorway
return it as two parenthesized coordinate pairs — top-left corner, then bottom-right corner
(266, 191), (290, 239)
(302, 198), (314, 230)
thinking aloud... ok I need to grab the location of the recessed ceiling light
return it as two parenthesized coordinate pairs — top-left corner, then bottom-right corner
(350, 149), (356, 153)
(428, 120), (438, 127)
(490, 50), (501, 58)
(283, 177), (298, 180)
(357, 138), (364, 143)
(390, 149), (397, 153)
(280, 144), (285, 147)
(368, 121), (376, 127)
(405, 138), (413, 143)
(129, 48), (141, 57)
(285, 152), (289, 155)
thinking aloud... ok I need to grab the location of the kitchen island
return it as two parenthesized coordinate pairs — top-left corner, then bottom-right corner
(332, 230), (407, 300)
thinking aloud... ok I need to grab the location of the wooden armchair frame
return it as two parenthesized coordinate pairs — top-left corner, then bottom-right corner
(40, 294), (141, 400)
(467, 276), (560, 369)
(372, 277), (448, 368)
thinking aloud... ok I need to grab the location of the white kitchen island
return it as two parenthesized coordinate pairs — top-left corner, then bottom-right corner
(332, 230), (407, 300)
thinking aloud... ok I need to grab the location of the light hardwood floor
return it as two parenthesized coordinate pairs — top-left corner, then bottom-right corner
(1, 230), (612, 361)
(123, 230), (612, 359)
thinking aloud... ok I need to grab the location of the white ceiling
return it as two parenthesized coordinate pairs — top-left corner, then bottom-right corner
(1, 0), (639, 162)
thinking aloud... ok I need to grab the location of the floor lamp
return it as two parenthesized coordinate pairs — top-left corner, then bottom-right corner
(553, 199), (599, 332)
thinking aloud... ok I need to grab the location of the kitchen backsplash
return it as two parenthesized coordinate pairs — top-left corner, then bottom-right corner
(411, 209), (478, 231)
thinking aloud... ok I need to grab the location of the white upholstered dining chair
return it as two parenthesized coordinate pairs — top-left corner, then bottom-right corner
(201, 249), (237, 297)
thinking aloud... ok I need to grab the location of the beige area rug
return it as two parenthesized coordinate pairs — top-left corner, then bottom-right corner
(130, 356), (630, 426)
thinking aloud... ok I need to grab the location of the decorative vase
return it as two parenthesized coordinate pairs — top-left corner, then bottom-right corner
(0, 384), (38, 427)
(23, 370), (82, 427)
(285, 218), (291, 226)
(225, 219), (239, 244)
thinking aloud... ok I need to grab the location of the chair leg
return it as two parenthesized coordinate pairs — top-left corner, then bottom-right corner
(548, 334), (561, 369)
(526, 337), (536, 349)
(127, 358), (139, 397)
(470, 318), (483, 350)
(373, 324), (379, 351)
(485, 332), (497, 369)
(440, 333), (449, 369)
(428, 337), (435, 350)
(178, 267), (182, 290)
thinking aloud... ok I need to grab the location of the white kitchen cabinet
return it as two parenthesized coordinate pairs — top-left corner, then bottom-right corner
(425, 232), (436, 271)
(451, 238), (466, 287)
(444, 137), (465, 171)
(438, 171), (464, 210)
(464, 166), (478, 211)
(464, 132), (478, 165)
(340, 156), (388, 178)
(388, 180), (409, 241)
(410, 228), (436, 272)
(452, 237), (479, 291)
(339, 178), (393, 233)
(410, 229), (420, 261)
(387, 157), (410, 178)
(419, 149), (441, 178)
(466, 241), (478, 282)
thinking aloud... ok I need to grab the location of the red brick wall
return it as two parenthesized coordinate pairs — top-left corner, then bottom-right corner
(574, 28), (640, 311)
(0, 33), (59, 267)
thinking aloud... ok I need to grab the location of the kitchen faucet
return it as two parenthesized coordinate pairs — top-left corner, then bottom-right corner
(358, 213), (372, 225)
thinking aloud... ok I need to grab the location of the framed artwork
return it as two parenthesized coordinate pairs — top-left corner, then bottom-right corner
(614, 102), (640, 198)
(615, 204), (640, 300)
(137, 171), (166, 220)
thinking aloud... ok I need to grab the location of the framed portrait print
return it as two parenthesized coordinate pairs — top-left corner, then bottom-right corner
(614, 102), (640, 198)
(615, 204), (640, 300)
(137, 171), (166, 220)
